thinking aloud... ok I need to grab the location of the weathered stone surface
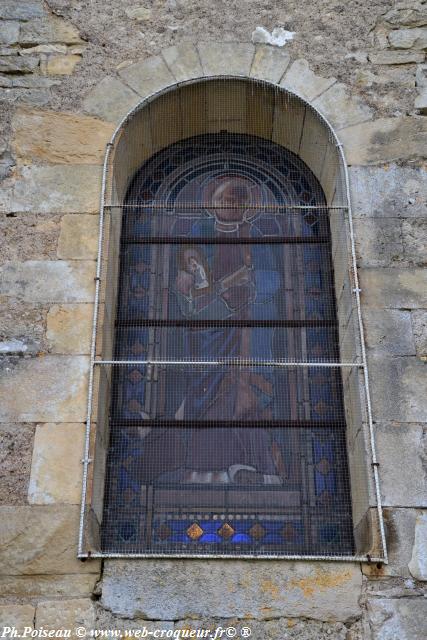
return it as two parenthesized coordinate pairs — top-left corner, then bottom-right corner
(175, 618), (351, 640)
(3, 165), (102, 213)
(359, 268), (427, 309)
(28, 423), (85, 505)
(12, 109), (113, 165)
(162, 42), (203, 82)
(411, 310), (427, 357)
(0, 21), (20, 45)
(416, 62), (427, 86)
(0, 355), (89, 422)
(0, 505), (100, 575)
(369, 50), (425, 64)
(367, 597), (427, 639)
(95, 608), (174, 633)
(408, 512), (427, 580)
(47, 304), (93, 354)
(0, 300), (48, 355)
(415, 87), (427, 113)
(0, 0), (44, 20)
(349, 165), (427, 218)
(102, 560), (362, 621)
(83, 76), (140, 123)
(0, 55), (39, 73)
(21, 44), (68, 55)
(383, 2), (427, 27)
(354, 218), (404, 267)
(0, 213), (60, 261)
(58, 215), (99, 259)
(0, 423), (35, 505)
(401, 218), (427, 265)
(0, 260), (95, 303)
(389, 27), (427, 49)
(281, 59), (336, 101)
(0, 604), (35, 632)
(313, 82), (373, 130)
(19, 16), (83, 45)
(36, 599), (95, 633)
(0, 87), (52, 106)
(197, 42), (254, 76)
(125, 7), (152, 22)
(0, 574), (97, 598)
(340, 117), (427, 165)
(368, 356), (427, 423)
(376, 424), (427, 506)
(45, 54), (81, 76)
(119, 55), (174, 97)
(362, 309), (415, 355)
(250, 45), (291, 83)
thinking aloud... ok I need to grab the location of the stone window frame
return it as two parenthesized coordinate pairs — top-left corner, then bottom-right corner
(78, 72), (387, 563)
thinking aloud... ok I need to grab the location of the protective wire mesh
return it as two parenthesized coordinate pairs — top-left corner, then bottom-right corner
(83, 79), (381, 559)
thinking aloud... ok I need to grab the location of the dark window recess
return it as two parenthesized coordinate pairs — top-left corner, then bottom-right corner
(101, 133), (354, 556)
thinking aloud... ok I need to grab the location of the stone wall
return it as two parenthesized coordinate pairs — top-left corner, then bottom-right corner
(0, 1), (426, 639)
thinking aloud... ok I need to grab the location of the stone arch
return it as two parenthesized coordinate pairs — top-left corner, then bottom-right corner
(81, 48), (385, 561)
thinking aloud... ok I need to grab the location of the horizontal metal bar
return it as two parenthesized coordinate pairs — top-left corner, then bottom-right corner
(106, 203), (348, 210)
(110, 419), (345, 429)
(78, 552), (385, 562)
(116, 319), (337, 328)
(94, 359), (361, 367)
(122, 236), (330, 245)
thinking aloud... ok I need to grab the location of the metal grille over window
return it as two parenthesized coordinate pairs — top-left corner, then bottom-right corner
(79, 78), (386, 561)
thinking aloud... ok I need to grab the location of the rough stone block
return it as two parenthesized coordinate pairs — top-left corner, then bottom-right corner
(408, 512), (427, 580)
(0, 21), (20, 45)
(0, 212), (60, 261)
(250, 45), (291, 83)
(0, 423), (34, 505)
(36, 599), (95, 633)
(47, 304), (93, 354)
(12, 109), (114, 165)
(281, 59), (336, 101)
(340, 117), (427, 165)
(0, 260), (95, 303)
(368, 356), (427, 423)
(0, 505), (100, 575)
(359, 268), (427, 308)
(162, 43), (203, 82)
(0, 574), (97, 598)
(197, 42), (254, 77)
(19, 16), (83, 45)
(362, 309), (415, 356)
(45, 54), (81, 75)
(376, 423), (427, 506)
(353, 218), (404, 267)
(415, 87), (427, 113)
(369, 50), (424, 64)
(119, 55), (175, 98)
(0, 605), (35, 632)
(388, 27), (427, 49)
(383, 3), (427, 27)
(102, 560), (362, 621)
(0, 55), (39, 73)
(401, 218), (427, 265)
(58, 215), (99, 259)
(366, 597), (427, 639)
(0, 355), (89, 422)
(411, 310), (427, 357)
(349, 165), (427, 218)
(28, 423), (85, 505)
(83, 77), (140, 123)
(3, 165), (102, 214)
(313, 83), (373, 130)
(0, 1), (44, 20)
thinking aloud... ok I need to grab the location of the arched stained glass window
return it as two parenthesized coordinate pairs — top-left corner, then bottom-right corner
(100, 132), (353, 556)
(80, 78), (383, 561)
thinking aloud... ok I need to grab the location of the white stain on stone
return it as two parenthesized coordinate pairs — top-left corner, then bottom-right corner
(0, 339), (28, 353)
(251, 26), (295, 47)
